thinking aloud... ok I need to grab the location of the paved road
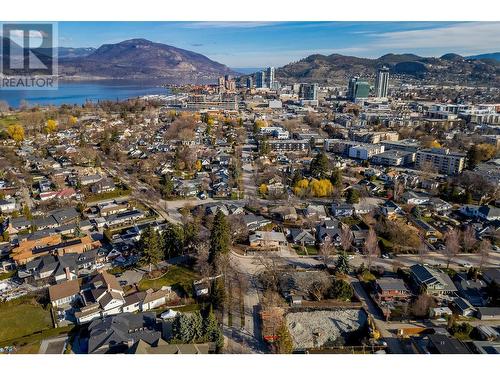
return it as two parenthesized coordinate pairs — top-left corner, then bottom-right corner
(241, 159), (256, 198)
(228, 252), (268, 353)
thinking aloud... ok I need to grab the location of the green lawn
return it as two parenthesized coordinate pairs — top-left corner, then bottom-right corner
(0, 271), (15, 281)
(0, 299), (53, 342)
(294, 245), (319, 256)
(0, 115), (19, 129)
(138, 265), (199, 298)
(85, 188), (131, 203)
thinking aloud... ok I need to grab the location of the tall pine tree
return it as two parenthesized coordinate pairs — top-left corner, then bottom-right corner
(203, 306), (224, 351)
(138, 226), (164, 272)
(209, 210), (230, 265)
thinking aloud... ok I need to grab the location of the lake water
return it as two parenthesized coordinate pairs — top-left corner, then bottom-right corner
(0, 80), (171, 108)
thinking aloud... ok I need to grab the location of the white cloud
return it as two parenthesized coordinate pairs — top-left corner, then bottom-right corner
(367, 22), (500, 54)
(181, 22), (279, 29)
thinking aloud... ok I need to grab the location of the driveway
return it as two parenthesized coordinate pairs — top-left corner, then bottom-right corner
(117, 269), (145, 286)
(38, 335), (68, 354)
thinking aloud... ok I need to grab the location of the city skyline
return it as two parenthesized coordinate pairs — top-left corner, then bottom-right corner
(54, 21), (500, 68)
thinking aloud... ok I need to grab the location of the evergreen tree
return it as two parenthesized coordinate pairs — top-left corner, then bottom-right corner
(291, 170), (303, 187)
(275, 322), (294, 354)
(335, 253), (350, 274)
(160, 174), (175, 199)
(191, 311), (204, 342)
(163, 222), (185, 259)
(259, 140), (270, 156)
(310, 152), (330, 179)
(209, 210), (230, 265)
(172, 313), (194, 342)
(203, 306), (224, 351)
(210, 277), (226, 310)
(346, 188), (360, 204)
(138, 226), (164, 271)
(328, 279), (353, 301)
(330, 168), (343, 190)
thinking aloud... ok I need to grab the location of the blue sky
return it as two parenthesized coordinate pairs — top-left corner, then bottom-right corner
(58, 21), (500, 68)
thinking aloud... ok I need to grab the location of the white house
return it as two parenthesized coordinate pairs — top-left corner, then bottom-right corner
(402, 191), (429, 206)
(49, 279), (81, 307)
(0, 198), (16, 214)
(141, 287), (172, 311)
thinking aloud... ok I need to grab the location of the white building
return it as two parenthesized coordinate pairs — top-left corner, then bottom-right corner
(348, 144), (385, 160)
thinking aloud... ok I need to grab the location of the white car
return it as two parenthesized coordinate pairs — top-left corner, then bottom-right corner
(381, 254), (390, 259)
(459, 262), (472, 268)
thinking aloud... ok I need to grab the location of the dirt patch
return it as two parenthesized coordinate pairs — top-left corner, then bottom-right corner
(286, 309), (367, 350)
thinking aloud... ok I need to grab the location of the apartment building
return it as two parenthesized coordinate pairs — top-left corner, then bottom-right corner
(415, 148), (466, 175)
(371, 149), (416, 166)
(265, 139), (310, 152)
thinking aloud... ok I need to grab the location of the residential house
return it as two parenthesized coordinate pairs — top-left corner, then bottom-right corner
(402, 191), (429, 206)
(0, 198), (16, 214)
(249, 231), (287, 248)
(49, 278), (81, 307)
(76, 271), (126, 324)
(304, 204), (327, 221)
(316, 223), (342, 246)
(87, 312), (161, 354)
(409, 264), (457, 295)
(91, 178), (116, 194)
(141, 287), (173, 311)
(375, 278), (411, 302)
(460, 205), (500, 222)
(271, 206), (298, 222)
(331, 203), (354, 217)
(289, 228), (316, 247)
(12, 234), (101, 265)
(242, 214), (271, 231)
(80, 174), (102, 186)
(452, 297), (476, 317)
(105, 210), (145, 228)
(477, 307), (500, 321)
(454, 274), (488, 307)
(127, 340), (212, 354)
(483, 268), (500, 285)
(423, 334), (470, 354)
(381, 200), (403, 218)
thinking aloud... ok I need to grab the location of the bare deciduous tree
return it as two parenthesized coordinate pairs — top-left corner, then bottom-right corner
(461, 226), (477, 253)
(257, 254), (282, 292)
(227, 214), (248, 244)
(318, 237), (335, 268)
(411, 294), (435, 318)
(194, 242), (211, 279)
(309, 278), (332, 301)
(477, 239), (492, 273)
(393, 179), (405, 203)
(364, 227), (379, 269)
(340, 225), (353, 254)
(417, 235), (428, 266)
(444, 229), (461, 269)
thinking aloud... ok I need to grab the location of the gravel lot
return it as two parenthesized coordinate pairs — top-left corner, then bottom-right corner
(286, 309), (367, 349)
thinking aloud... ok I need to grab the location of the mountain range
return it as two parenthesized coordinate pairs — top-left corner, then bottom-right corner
(1, 36), (499, 85)
(1, 38), (235, 82)
(466, 52), (500, 62)
(58, 39), (235, 82)
(275, 52), (500, 86)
